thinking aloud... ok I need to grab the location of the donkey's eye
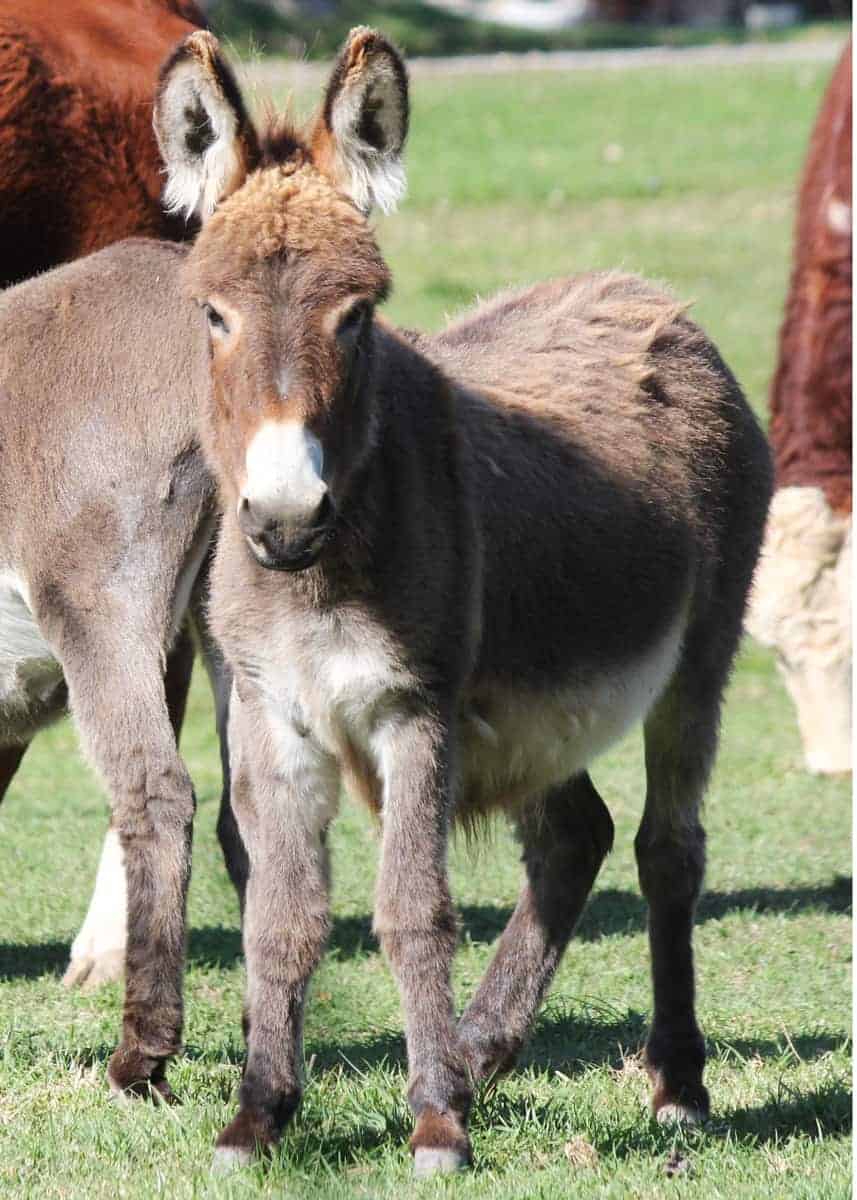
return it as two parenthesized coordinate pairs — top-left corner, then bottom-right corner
(204, 303), (229, 337)
(337, 301), (368, 338)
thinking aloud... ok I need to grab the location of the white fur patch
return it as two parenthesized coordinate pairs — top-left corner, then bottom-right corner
(330, 70), (407, 215)
(157, 60), (245, 223)
(747, 486), (851, 773)
(242, 421), (326, 525)
(458, 614), (686, 808)
(263, 701), (341, 839)
(0, 570), (62, 713)
(827, 197), (851, 236)
(64, 825), (127, 987)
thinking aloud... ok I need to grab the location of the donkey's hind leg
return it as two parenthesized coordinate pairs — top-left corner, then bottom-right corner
(63, 626), (198, 990)
(457, 773), (614, 1083)
(635, 669), (719, 1125)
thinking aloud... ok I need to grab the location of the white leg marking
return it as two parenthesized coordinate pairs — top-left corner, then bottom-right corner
(63, 826), (127, 989)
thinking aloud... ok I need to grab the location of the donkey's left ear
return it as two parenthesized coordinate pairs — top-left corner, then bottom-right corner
(154, 31), (258, 223)
(311, 27), (409, 215)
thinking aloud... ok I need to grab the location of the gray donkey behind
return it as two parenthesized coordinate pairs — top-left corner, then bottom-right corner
(0, 24), (419, 1106)
(151, 28), (773, 1177)
(0, 237), (238, 1094)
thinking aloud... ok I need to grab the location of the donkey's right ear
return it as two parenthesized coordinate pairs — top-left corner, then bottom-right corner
(154, 31), (258, 223)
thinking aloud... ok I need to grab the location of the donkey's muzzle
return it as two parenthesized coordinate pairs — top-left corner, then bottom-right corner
(240, 493), (334, 572)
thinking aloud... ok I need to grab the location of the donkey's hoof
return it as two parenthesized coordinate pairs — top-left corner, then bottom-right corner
(655, 1102), (706, 1126)
(413, 1146), (468, 1179)
(63, 948), (125, 990)
(212, 1146), (254, 1175)
(107, 1075), (177, 1106)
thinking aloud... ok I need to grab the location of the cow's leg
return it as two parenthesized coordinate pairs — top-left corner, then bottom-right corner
(457, 772), (614, 1082)
(372, 713), (472, 1179)
(213, 687), (338, 1168)
(63, 627), (197, 989)
(49, 610), (195, 1102)
(635, 673), (716, 1125)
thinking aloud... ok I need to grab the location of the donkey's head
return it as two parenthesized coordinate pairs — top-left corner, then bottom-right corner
(154, 28), (406, 570)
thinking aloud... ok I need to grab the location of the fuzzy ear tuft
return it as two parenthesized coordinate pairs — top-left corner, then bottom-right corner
(312, 27), (409, 215)
(154, 31), (258, 223)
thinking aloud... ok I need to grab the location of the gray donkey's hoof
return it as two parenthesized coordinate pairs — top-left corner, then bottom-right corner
(62, 947), (125, 990)
(413, 1146), (469, 1179)
(656, 1102), (706, 1126)
(211, 1146), (254, 1175)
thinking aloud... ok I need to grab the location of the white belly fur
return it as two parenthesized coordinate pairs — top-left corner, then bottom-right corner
(461, 616), (685, 808)
(257, 608), (685, 814)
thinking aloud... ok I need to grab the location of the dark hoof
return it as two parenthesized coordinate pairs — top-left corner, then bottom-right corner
(107, 1047), (177, 1104)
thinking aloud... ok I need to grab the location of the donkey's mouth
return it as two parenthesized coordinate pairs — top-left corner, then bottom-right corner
(247, 524), (331, 573)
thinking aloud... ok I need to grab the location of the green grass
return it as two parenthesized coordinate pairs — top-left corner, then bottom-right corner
(0, 57), (851, 1199)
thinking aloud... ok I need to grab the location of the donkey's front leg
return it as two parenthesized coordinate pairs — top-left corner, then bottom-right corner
(373, 712), (472, 1178)
(214, 689), (338, 1169)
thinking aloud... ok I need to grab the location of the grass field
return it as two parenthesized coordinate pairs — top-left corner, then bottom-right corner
(0, 54), (852, 1199)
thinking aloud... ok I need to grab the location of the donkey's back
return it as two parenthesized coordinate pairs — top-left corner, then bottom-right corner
(409, 271), (772, 813)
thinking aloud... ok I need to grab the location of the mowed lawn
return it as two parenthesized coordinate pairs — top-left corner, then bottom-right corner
(0, 54), (851, 1200)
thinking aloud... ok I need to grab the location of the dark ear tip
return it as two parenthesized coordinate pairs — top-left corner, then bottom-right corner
(158, 29), (222, 85)
(341, 25), (407, 73)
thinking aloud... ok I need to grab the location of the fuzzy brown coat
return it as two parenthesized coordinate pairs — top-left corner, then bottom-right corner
(0, 0), (204, 288)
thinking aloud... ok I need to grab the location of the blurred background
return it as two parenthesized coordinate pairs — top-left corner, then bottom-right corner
(201, 0), (849, 59)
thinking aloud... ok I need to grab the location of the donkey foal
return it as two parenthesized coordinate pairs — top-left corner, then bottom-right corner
(156, 27), (773, 1175)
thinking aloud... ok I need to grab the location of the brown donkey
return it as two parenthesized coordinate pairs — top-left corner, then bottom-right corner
(155, 29), (772, 1175)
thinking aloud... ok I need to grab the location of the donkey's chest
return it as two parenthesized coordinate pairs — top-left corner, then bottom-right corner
(257, 611), (415, 764)
(254, 606), (684, 814)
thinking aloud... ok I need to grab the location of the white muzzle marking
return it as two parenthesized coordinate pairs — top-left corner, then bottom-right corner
(242, 420), (326, 525)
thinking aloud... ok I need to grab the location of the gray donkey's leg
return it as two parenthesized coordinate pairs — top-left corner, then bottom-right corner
(46, 600), (196, 1100)
(63, 627), (197, 990)
(373, 712), (473, 1179)
(457, 773), (614, 1083)
(213, 687), (338, 1167)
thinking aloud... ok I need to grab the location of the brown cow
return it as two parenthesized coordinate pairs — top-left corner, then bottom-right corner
(0, 0), (239, 991)
(0, 0), (207, 286)
(747, 42), (852, 774)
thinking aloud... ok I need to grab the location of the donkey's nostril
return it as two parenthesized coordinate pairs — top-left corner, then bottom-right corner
(237, 495), (270, 540)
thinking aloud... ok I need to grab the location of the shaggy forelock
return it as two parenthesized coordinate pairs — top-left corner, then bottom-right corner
(187, 160), (390, 293)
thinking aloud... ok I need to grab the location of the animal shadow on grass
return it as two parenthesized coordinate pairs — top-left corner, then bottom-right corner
(0, 874), (850, 981)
